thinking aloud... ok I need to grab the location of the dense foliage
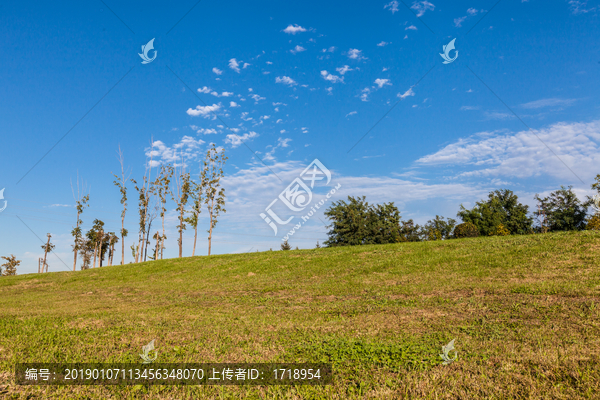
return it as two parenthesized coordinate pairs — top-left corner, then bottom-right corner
(457, 189), (533, 236)
(535, 186), (587, 231)
(453, 222), (480, 238)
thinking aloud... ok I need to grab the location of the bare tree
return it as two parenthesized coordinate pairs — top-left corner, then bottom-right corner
(155, 164), (174, 260)
(71, 174), (89, 271)
(112, 146), (130, 265)
(172, 155), (191, 258)
(186, 170), (207, 257)
(202, 144), (227, 256)
(41, 233), (55, 273)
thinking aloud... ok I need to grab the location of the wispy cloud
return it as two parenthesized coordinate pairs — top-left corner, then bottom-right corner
(411, 1), (435, 17)
(186, 103), (221, 118)
(283, 24), (307, 34)
(291, 45), (306, 54)
(377, 41), (390, 47)
(212, 67), (223, 75)
(519, 97), (576, 109)
(346, 111), (357, 117)
(321, 70), (344, 83)
(374, 78), (391, 88)
(229, 58), (241, 73)
(347, 48), (366, 60)
(405, 25), (418, 30)
(384, 0), (399, 13)
(275, 76), (297, 86)
(398, 88), (415, 99)
(225, 131), (258, 148)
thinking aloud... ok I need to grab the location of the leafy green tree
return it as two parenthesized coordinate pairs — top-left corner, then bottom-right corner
(457, 189), (533, 236)
(1, 255), (20, 276)
(71, 174), (89, 271)
(587, 214), (600, 230)
(421, 215), (457, 241)
(324, 196), (403, 246)
(203, 144), (227, 256)
(281, 240), (291, 250)
(534, 186), (587, 231)
(399, 219), (422, 242)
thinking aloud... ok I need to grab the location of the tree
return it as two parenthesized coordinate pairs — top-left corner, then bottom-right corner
(155, 164), (174, 259)
(534, 186), (587, 231)
(324, 196), (403, 246)
(587, 215), (600, 230)
(112, 146), (130, 265)
(453, 222), (479, 238)
(87, 219), (105, 268)
(71, 174), (89, 271)
(421, 215), (457, 241)
(1, 255), (20, 276)
(107, 233), (118, 266)
(78, 238), (94, 270)
(186, 168), (207, 257)
(203, 144), (227, 256)
(457, 189), (533, 236)
(172, 158), (191, 258)
(399, 219), (422, 242)
(41, 233), (55, 273)
(315, 241), (321, 249)
(281, 240), (291, 250)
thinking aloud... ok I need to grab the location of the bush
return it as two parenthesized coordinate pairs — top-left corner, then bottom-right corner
(281, 240), (291, 251)
(587, 214), (600, 231)
(489, 224), (510, 236)
(453, 222), (479, 238)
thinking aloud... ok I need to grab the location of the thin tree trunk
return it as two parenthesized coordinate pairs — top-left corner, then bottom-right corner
(121, 218), (125, 265)
(192, 221), (198, 257)
(161, 210), (165, 260)
(93, 243), (98, 268)
(42, 235), (50, 272)
(179, 208), (184, 258)
(98, 232), (105, 267)
(73, 214), (80, 271)
(38, 258), (41, 274)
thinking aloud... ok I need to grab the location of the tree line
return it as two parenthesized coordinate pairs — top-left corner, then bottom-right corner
(2, 143), (227, 275)
(322, 176), (600, 247)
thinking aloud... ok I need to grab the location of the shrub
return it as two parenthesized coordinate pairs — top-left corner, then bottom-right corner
(280, 240), (291, 251)
(453, 222), (479, 238)
(489, 224), (510, 236)
(587, 214), (600, 231)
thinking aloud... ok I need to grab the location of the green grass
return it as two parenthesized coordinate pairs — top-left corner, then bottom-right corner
(1, 231), (600, 399)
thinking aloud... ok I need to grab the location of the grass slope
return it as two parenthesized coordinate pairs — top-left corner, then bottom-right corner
(1, 231), (600, 399)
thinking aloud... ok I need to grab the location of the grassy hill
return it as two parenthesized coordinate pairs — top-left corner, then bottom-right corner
(1, 231), (600, 399)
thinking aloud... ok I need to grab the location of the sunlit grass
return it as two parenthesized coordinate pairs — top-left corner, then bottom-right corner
(1, 231), (599, 399)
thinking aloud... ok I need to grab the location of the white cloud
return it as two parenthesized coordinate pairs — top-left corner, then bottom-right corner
(250, 94), (266, 102)
(266, 61), (273, 65)
(467, 8), (479, 15)
(322, 46), (336, 53)
(398, 88), (415, 99)
(384, 0), (399, 13)
(198, 86), (212, 94)
(416, 120), (600, 182)
(411, 1), (435, 17)
(275, 76), (297, 86)
(568, 0), (597, 14)
(186, 103), (221, 118)
(230, 101), (240, 107)
(276, 119), (283, 123)
(283, 24), (307, 34)
(346, 111), (357, 117)
(454, 16), (467, 27)
(146, 136), (205, 165)
(360, 87), (371, 102)
(460, 106), (479, 111)
(291, 45), (306, 54)
(336, 65), (353, 75)
(229, 58), (241, 73)
(280, 129), (286, 133)
(519, 98), (576, 109)
(326, 87), (333, 95)
(220, 92), (234, 97)
(405, 25), (418, 30)
(321, 70), (344, 83)
(194, 128), (218, 135)
(225, 131), (258, 148)
(212, 67), (223, 75)
(243, 63), (251, 69)
(374, 78), (391, 88)
(347, 48), (366, 60)
(377, 41), (390, 47)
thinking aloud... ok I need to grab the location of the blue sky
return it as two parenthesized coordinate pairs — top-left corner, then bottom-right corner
(1, 0), (599, 274)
